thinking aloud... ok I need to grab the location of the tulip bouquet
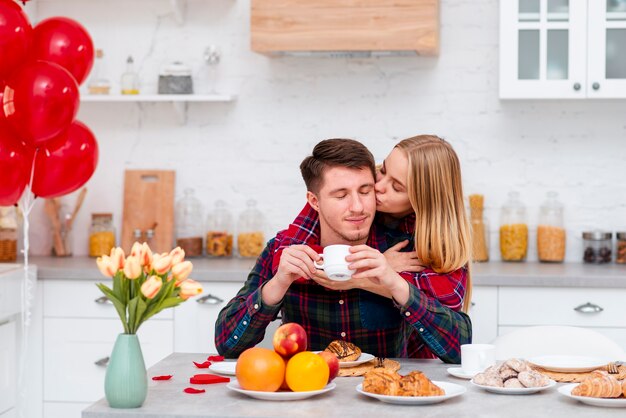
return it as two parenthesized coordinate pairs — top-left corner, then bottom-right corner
(96, 242), (203, 334)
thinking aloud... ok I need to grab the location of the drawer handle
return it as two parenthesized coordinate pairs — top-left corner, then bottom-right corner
(94, 356), (110, 367)
(197, 294), (224, 305)
(94, 296), (113, 305)
(574, 302), (604, 314)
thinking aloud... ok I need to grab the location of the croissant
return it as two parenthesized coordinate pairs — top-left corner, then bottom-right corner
(623, 379), (626, 397)
(398, 371), (445, 397)
(324, 340), (361, 362)
(362, 369), (402, 396)
(571, 374), (623, 398)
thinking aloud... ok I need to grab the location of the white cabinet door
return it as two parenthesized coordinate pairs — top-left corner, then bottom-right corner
(174, 282), (242, 354)
(500, 0), (587, 98)
(468, 286), (498, 344)
(43, 402), (88, 418)
(0, 321), (16, 415)
(498, 326), (626, 352)
(587, 0), (626, 97)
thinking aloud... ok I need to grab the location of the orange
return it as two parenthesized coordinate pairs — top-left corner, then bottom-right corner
(235, 347), (286, 392)
(285, 351), (329, 392)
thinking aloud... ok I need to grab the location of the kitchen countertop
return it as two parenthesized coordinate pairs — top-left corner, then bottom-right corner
(26, 256), (626, 288)
(82, 353), (622, 418)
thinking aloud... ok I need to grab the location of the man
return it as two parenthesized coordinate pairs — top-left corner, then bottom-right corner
(215, 138), (471, 362)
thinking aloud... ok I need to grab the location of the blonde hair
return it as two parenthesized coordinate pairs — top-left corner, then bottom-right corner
(395, 135), (473, 312)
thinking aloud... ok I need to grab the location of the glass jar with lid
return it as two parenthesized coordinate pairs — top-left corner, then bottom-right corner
(468, 194), (489, 262)
(205, 200), (234, 258)
(237, 199), (265, 258)
(616, 232), (626, 264)
(175, 188), (204, 257)
(89, 213), (115, 257)
(536, 191), (566, 262)
(0, 206), (18, 261)
(582, 231), (612, 264)
(499, 191), (528, 261)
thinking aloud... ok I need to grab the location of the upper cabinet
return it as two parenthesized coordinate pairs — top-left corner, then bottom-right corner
(251, 0), (440, 56)
(500, 0), (626, 99)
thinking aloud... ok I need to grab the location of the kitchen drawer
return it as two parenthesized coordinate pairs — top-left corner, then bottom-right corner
(499, 287), (626, 328)
(499, 326), (626, 353)
(44, 402), (88, 418)
(43, 280), (172, 320)
(468, 286), (498, 344)
(43, 318), (173, 402)
(0, 321), (16, 415)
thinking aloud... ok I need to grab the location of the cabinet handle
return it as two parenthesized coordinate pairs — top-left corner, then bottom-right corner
(94, 356), (110, 367)
(574, 302), (603, 314)
(197, 294), (224, 305)
(592, 82), (600, 91)
(94, 296), (112, 305)
(573, 82), (581, 91)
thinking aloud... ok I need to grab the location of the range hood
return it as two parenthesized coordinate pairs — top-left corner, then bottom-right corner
(251, 0), (440, 57)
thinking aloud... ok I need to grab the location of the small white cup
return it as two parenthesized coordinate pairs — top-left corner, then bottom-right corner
(313, 244), (355, 281)
(461, 344), (496, 375)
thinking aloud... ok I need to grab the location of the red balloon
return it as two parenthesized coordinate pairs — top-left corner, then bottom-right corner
(0, 0), (32, 80)
(3, 60), (80, 146)
(0, 127), (30, 206)
(32, 17), (94, 85)
(31, 121), (98, 199)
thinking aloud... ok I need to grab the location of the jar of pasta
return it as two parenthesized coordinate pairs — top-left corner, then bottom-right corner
(175, 188), (204, 257)
(237, 199), (265, 258)
(0, 206), (18, 262)
(499, 191), (528, 262)
(89, 213), (115, 257)
(205, 200), (234, 258)
(537, 191), (566, 263)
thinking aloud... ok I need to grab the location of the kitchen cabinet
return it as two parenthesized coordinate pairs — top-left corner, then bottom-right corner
(500, 0), (626, 98)
(468, 286), (498, 344)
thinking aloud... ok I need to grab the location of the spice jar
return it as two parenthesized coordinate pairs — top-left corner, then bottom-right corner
(237, 199), (265, 258)
(205, 200), (234, 258)
(582, 231), (612, 264)
(499, 191), (528, 262)
(536, 191), (566, 262)
(89, 213), (115, 257)
(175, 188), (204, 257)
(616, 232), (626, 264)
(469, 194), (489, 262)
(0, 206), (18, 262)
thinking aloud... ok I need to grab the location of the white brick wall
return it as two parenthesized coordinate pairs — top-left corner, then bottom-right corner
(24, 0), (626, 262)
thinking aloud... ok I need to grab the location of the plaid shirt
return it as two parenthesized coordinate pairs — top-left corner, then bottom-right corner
(215, 205), (472, 363)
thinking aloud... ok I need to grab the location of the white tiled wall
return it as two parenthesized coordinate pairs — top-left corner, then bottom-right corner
(23, 0), (626, 262)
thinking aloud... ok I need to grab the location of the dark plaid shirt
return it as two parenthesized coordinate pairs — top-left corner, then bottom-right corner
(215, 212), (472, 363)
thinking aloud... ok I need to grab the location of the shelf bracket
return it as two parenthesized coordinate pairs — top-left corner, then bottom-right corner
(171, 0), (187, 25)
(172, 101), (188, 124)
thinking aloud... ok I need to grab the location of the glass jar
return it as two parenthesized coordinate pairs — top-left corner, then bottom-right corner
(0, 206), (18, 262)
(89, 213), (115, 257)
(175, 188), (204, 257)
(536, 191), (566, 262)
(237, 199), (265, 258)
(582, 231), (612, 264)
(205, 200), (234, 258)
(499, 191), (528, 261)
(616, 232), (626, 264)
(468, 194), (489, 262)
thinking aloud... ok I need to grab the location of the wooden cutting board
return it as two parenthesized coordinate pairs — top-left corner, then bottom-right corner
(121, 170), (175, 254)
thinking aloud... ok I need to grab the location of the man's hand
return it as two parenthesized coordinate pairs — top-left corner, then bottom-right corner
(384, 240), (426, 273)
(262, 245), (320, 305)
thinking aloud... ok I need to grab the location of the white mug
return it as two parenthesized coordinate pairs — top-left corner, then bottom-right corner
(313, 244), (355, 281)
(461, 344), (496, 375)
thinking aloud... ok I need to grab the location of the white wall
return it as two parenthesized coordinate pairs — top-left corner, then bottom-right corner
(24, 0), (626, 262)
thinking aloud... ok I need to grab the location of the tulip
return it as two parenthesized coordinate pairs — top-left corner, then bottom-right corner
(96, 255), (116, 277)
(123, 256), (142, 279)
(139, 242), (153, 267)
(151, 253), (173, 275)
(129, 242), (142, 258)
(141, 275), (162, 299)
(110, 247), (126, 270)
(171, 261), (193, 282)
(170, 247), (185, 265)
(179, 279), (203, 300)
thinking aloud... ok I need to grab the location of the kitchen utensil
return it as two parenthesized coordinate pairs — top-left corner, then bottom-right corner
(607, 361), (622, 374)
(44, 199), (65, 256)
(67, 187), (87, 230)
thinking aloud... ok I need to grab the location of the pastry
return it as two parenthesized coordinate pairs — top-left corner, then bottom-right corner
(473, 371), (504, 387)
(398, 371), (445, 397)
(362, 368), (402, 396)
(517, 370), (550, 388)
(338, 358), (400, 377)
(504, 358), (531, 373)
(504, 378), (524, 388)
(324, 340), (362, 362)
(571, 374), (622, 398)
(622, 379), (626, 397)
(498, 364), (518, 380)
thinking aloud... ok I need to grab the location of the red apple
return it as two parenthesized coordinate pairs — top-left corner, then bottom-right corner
(318, 351), (340, 382)
(272, 323), (308, 358)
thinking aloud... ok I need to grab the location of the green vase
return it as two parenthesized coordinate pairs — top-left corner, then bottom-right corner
(104, 333), (148, 408)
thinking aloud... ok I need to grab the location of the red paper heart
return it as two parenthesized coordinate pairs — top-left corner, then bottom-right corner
(193, 361), (211, 368)
(189, 374), (230, 384)
(151, 375), (173, 381)
(184, 387), (206, 394)
(207, 355), (225, 362)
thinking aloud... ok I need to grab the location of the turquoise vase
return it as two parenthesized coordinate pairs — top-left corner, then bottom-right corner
(104, 333), (148, 408)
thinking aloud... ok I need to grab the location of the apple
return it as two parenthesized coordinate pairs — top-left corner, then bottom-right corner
(273, 323), (308, 358)
(318, 351), (340, 382)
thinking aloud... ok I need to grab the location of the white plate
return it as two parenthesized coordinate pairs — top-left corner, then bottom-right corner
(558, 383), (626, 408)
(528, 355), (608, 373)
(447, 367), (477, 380)
(356, 381), (466, 405)
(208, 361), (237, 376)
(226, 381), (336, 401)
(470, 379), (556, 395)
(314, 351), (375, 368)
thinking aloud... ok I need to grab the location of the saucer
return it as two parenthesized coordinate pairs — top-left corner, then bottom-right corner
(446, 367), (476, 380)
